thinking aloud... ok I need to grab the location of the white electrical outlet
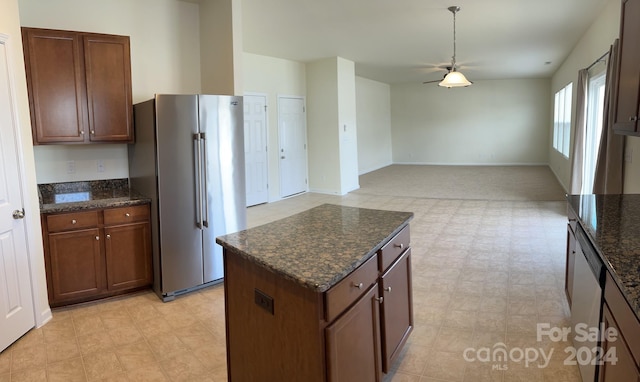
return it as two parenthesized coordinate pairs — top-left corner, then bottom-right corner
(66, 160), (76, 174)
(97, 160), (105, 173)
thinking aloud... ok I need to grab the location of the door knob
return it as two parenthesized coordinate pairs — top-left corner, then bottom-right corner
(12, 208), (25, 219)
(281, 156), (285, 159)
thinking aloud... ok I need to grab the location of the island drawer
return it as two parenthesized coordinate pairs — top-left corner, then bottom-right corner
(103, 204), (150, 225)
(379, 225), (410, 272)
(46, 210), (99, 232)
(325, 253), (378, 322)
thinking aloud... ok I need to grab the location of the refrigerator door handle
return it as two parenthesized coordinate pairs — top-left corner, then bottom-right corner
(200, 132), (209, 227)
(194, 133), (203, 229)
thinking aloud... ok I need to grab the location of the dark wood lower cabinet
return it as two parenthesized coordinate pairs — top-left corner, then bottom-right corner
(105, 221), (152, 291)
(42, 204), (152, 307)
(599, 272), (640, 381)
(599, 304), (640, 381)
(326, 284), (382, 382)
(47, 228), (104, 302)
(380, 249), (413, 372)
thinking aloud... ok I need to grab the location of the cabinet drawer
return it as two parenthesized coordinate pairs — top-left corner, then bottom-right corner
(46, 210), (99, 232)
(379, 225), (410, 272)
(325, 254), (378, 323)
(103, 204), (149, 225)
(605, 272), (640, 367)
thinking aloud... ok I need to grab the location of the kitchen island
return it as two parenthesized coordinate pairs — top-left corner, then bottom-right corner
(216, 204), (414, 381)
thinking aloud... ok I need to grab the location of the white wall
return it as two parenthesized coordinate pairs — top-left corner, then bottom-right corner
(19, 0), (202, 183)
(549, 0), (620, 191)
(1, 0), (51, 326)
(356, 77), (392, 174)
(336, 58), (359, 194)
(306, 58), (341, 194)
(390, 79), (550, 165)
(243, 52), (306, 201)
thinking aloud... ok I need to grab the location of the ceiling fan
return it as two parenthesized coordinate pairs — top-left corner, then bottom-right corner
(423, 6), (473, 88)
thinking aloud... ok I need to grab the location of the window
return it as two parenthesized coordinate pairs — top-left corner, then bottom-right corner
(553, 83), (573, 157)
(581, 71), (606, 194)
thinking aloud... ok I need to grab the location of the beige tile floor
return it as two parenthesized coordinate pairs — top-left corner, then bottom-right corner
(1, 184), (582, 381)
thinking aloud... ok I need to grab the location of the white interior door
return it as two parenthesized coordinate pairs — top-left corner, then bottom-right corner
(0, 34), (35, 352)
(243, 94), (269, 206)
(278, 96), (307, 198)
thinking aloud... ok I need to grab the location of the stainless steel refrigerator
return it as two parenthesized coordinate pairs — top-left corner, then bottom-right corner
(128, 94), (246, 302)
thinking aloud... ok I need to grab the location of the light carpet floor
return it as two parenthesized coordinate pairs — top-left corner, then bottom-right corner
(354, 165), (566, 201)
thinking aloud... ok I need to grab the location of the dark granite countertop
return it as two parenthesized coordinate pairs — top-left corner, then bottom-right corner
(567, 194), (640, 320)
(38, 179), (151, 214)
(216, 204), (413, 292)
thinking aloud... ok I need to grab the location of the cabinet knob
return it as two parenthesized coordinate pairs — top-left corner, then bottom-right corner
(630, 116), (638, 122)
(95, 236), (100, 241)
(80, 130), (85, 135)
(394, 243), (404, 249)
(125, 213), (131, 217)
(91, 130), (95, 134)
(106, 234), (111, 239)
(71, 219), (77, 224)
(384, 286), (392, 293)
(352, 282), (363, 289)
(375, 296), (384, 304)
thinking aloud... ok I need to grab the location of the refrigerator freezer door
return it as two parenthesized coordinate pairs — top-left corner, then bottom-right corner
(155, 94), (205, 293)
(199, 95), (247, 283)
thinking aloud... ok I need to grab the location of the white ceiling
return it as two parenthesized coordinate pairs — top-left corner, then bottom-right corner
(241, 0), (612, 84)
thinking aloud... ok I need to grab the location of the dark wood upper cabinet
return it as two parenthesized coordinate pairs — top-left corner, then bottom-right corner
(22, 27), (133, 144)
(613, 0), (640, 136)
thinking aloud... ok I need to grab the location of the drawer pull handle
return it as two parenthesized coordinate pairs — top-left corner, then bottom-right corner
(106, 234), (111, 239)
(375, 297), (384, 304)
(384, 286), (392, 293)
(71, 219), (77, 224)
(125, 213), (131, 217)
(352, 282), (363, 289)
(95, 236), (100, 241)
(394, 243), (404, 249)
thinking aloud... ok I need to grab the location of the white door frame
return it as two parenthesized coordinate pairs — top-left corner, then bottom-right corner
(244, 92), (269, 205)
(0, 33), (51, 331)
(277, 95), (308, 198)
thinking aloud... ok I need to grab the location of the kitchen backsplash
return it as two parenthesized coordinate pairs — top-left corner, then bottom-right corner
(33, 144), (129, 184)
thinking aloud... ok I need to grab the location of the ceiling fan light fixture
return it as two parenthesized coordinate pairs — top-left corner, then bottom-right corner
(437, 5), (472, 88)
(439, 70), (472, 88)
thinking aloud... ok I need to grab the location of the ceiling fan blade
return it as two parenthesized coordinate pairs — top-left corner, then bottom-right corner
(422, 79), (441, 84)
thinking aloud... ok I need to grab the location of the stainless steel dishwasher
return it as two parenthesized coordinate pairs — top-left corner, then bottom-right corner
(570, 224), (605, 382)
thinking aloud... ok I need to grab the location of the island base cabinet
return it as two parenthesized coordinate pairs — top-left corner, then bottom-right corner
(326, 284), (382, 382)
(224, 252), (326, 382)
(380, 249), (413, 372)
(47, 228), (104, 302)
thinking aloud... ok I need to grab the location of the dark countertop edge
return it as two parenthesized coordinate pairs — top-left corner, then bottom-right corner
(566, 196), (639, 320)
(40, 196), (151, 214)
(217, 218), (413, 293)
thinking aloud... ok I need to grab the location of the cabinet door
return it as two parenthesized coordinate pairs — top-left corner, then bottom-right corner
(565, 224), (576, 308)
(599, 304), (640, 382)
(326, 284), (382, 382)
(380, 249), (413, 373)
(104, 222), (152, 291)
(83, 34), (133, 142)
(47, 228), (103, 304)
(22, 28), (87, 144)
(613, 0), (640, 135)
